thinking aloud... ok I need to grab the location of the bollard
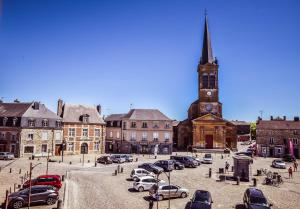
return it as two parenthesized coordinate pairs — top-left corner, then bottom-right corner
(69, 161), (72, 165)
(253, 178), (257, 187)
(231, 166), (234, 172)
(59, 160), (61, 163)
(9, 187), (11, 194)
(209, 168), (212, 178)
(19, 169), (21, 174)
(9, 168), (12, 173)
(5, 190), (9, 209)
(61, 175), (65, 182)
(135, 158), (138, 162)
(117, 165), (120, 173)
(114, 169), (117, 176)
(88, 160), (90, 163)
(95, 161), (97, 167)
(57, 199), (63, 209)
(237, 176), (240, 185)
(221, 155), (223, 159)
(121, 167), (124, 173)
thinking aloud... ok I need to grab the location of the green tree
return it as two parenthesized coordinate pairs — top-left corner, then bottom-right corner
(250, 122), (256, 140)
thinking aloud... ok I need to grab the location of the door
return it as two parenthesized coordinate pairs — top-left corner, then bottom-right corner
(226, 138), (231, 148)
(269, 148), (274, 157)
(55, 145), (61, 156)
(205, 135), (213, 149)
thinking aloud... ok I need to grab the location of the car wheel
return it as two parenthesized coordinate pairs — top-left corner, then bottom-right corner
(181, 192), (187, 198)
(12, 200), (23, 209)
(133, 177), (138, 181)
(138, 186), (144, 192)
(46, 197), (57, 205)
(158, 195), (164, 201)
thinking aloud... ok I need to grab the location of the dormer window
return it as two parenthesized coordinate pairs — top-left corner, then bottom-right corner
(131, 122), (136, 128)
(28, 119), (35, 127)
(42, 119), (49, 127)
(142, 122), (148, 128)
(3, 117), (8, 126)
(56, 120), (62, 128)
(81, 114), (89, 123)
(13, 117), (18, 126)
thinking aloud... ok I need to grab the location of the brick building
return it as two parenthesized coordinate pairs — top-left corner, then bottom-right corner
(0, 101), (62, 157)
(177, 15), (237, 151)
(105, 109), (173, 154)
(231, 121), (251, 142)
(57, 99), (106, 155)
(256, 116), (300, 158)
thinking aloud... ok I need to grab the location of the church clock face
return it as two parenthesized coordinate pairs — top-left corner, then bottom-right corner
(207, 91), (212, 96)
(205, 104), (213, 112)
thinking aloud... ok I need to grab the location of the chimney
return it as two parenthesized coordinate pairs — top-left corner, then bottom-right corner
(57, 99), (63, 117)
(96, 105), (101, 115)
(294, 116), (300, 122)
(270, 116), (273, 120)
(283, 116), (286, 121)
(257, 117), (262, 121)
(33, 102), (40, 110)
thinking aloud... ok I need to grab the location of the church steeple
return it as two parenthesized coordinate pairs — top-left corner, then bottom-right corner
(200, 14), (214, 65)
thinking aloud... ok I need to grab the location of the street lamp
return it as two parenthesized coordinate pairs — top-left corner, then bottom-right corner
(61, 139), (66, 162)
(156, 170), (171, 209)
(28, 162), (42, 209)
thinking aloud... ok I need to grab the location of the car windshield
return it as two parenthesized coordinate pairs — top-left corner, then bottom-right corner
(204, 154), (211, 158)
(250, 196), (268, 206)
(194, 191), (210, 202)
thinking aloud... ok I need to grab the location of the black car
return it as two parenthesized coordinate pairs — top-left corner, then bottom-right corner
(154, 160), (175, 172)
(169, 159), (184, 170)
(170, 156), (198, 168)
(243, 188), (273, 209)
(189, 190), (213, 209)
(138, 163), (163, 174)
(97, 156), (113, 164)
(282, 154), (296, 162)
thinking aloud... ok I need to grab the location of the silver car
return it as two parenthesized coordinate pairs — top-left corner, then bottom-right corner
(130, 168), (155, 181)
(133, 176), (165, 192)
(0, 152), (14, 160)
(110, 154), (126, 163)
(202, 153), (213, 164)
(272, 159), (286, 169)
(149, 184), (189, 201)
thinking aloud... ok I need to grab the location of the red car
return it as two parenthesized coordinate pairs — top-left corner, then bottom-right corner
(23, 175), (62, 190)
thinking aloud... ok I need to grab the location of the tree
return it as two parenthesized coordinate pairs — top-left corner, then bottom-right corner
(250, 122), (256, 140)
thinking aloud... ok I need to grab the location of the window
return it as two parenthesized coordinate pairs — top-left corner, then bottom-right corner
(69, 128), (75, 137)
(116, 131), (120, 139)
(82, 128), (88, 137)
(209, 73), (215, 89)
(94, 142), (100, 150)
(294, 130), (298, 135)
(42, 132), (48, 140)
(12, 135), (16, 141)
(56, 121), (61, 128)
(123, 132), (126, 140)
(42, 119), (48, 127)
(24, 146), (34, 153)
(27, 134), (34, 141)
(165, 123), (170, 129)
(131, 132), (136, 141)
(95, 129), (100, 137)
(55, 132), (61, 141)
(109, 131), (113, 138)
(67, 143), (74, 151)
(269, 137), (274, 144)
(202, 73), (209, 88)
(153, 132), (158, 141)
(123, 122), (127, 129)
(142, 132), (147, 141)
(3, 117), (8, 126)
(28, 119), (35, 127)
(153, 122), (159, 129)
(131, 122), (136, 128)
(83, 115), (89, 123)
(292, 138), (298, 145)
(142, 122), (148, 128)
(164, 132), (170, 141)
(41, 144), (47, 153)
(13, 117), (18, 126)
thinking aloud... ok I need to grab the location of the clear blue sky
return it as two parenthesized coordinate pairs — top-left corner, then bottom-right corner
(0, 0), (300, 122)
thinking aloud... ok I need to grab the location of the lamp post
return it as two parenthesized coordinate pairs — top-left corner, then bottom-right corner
(156, 170), (171, 209)
(28, 162), (42, 209)
(61, 139), (66, 162)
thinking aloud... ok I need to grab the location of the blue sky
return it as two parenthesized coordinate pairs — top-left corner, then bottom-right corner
(0, 0), (300, 122)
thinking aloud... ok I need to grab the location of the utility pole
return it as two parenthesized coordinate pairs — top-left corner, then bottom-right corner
(28, 163), (32, 209)
(46, 149), (50, 175)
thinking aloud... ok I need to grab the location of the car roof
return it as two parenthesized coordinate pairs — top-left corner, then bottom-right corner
(139, 176), (154, 179)
(248, 188), (264, 197)
(38, 175), (60, 178)
(134, 168), (147, 171)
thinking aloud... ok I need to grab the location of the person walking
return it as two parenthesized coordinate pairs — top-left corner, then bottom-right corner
(225, 161), (230, 173)
(288, 166), (293, 179)
(293, 161), (298, 172)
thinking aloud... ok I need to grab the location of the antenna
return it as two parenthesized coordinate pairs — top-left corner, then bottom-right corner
(259, 110), (263, 119)
(130, 103), (133, 110)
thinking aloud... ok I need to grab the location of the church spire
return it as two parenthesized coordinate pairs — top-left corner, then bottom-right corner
(200, 13), (214, 65)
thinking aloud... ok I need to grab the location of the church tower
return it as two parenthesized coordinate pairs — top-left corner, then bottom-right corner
(197, 15), (222, 118)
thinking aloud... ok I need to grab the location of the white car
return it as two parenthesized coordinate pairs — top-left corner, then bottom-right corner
(130, 168), (155, 181)
(272, 159), (286, 169)
(0, 152), (14, 160)
(133, 176), (165, 192)
(202, 153), (213, 164)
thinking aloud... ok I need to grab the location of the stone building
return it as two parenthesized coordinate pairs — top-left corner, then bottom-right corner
(177, 15), (237, 151)
(231, 121), (251, 142)
(0, 101), (62, 157)
(57, 99), (106, 155)
(256, 116), (300, 158)
(105, 109), (173, 154)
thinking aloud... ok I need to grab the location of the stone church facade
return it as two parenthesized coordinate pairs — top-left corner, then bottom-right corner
(177, 15), (237, 151)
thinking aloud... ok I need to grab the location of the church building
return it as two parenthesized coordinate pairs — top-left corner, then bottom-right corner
(177, 15), (237, 151)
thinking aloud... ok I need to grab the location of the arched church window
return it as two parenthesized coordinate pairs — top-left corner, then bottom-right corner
(209, 73), (215, 89)
(202, 73), (208, 89)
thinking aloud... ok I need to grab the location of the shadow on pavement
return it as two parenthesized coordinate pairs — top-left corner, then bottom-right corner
(126, 178), (134, 181)
(235, 204), (245, 209)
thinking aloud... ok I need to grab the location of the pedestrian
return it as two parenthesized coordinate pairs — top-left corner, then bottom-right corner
(288, 166), (293, 179)
(149, 199), (154, 209)
(225, 161), (229, 173)
(293, 161), (298, 172)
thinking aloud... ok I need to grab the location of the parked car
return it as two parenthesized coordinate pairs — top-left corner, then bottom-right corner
(133, 176), (165, 192)
(97, 156), (113, 164)
(110, 154), (126, 163)
(8, 185), (58, 209)
(189, 190), (213, 209)
(282, 154), (296, 162)
(202, 154), (213, 164)
(190, 156), (201, 166)
(23, 175), (62, 190)
(138, 163), (164, 174)
(121, 154), (133, 162)
(154, 160), (175, 172)
(271, 159), (286, 169)
(130, 168), (155, 181)
(170, 156), (198, 168)
(243, 188), (273, 209)
(0, 152), (14, 160)
(169, 159), (184, 170)
(149, 184), (189, 201)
